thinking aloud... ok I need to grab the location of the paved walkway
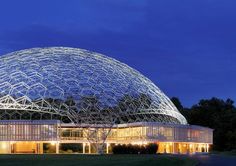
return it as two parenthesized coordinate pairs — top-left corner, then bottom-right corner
(190, 154), (236, 166)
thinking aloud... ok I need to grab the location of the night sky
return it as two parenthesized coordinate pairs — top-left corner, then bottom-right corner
(0, 0), (235, 107)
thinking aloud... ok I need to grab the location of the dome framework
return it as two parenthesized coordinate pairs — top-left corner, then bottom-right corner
(0, 47), (187, 126)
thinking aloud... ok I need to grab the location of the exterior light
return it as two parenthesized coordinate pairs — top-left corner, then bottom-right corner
(50, 141), (56, 146)
(1, 143), (7, 149)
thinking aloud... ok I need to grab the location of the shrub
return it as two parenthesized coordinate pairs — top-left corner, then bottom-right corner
(60, 143), (82, 153)
(146, 143), (158, 154)
(112, 143), (158, 154)
(43, 143), (56, 153)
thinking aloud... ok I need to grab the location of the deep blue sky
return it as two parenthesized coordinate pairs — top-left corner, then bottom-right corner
(0, 0), (235, 107)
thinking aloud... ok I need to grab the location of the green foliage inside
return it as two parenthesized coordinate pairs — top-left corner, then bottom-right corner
(43, 143), (56, 154)
(0, 154), (198, 166)
(112, 143), (158, 154)
(171, 97), (236, 151)
(60, 143), (83, 153)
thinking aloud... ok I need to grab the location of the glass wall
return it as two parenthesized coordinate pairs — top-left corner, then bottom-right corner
(60, 122), (213, 145)
(0, 120), (59, 141)
(0, 120), (213, 154)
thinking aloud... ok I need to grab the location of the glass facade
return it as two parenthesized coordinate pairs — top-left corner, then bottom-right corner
(0, 120), (59, 141)
(0, 120), (213, 154)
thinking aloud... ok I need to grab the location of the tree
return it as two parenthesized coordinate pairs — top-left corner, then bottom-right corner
(172, 97), (236, 151)
(171, 97), (190, 120)
(171, 97), (183, 111)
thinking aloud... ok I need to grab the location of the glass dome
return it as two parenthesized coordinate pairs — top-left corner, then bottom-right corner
(0, 47), (187, 125)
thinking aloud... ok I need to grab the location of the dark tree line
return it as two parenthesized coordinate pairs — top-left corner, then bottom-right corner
(171, 97), (236, 151)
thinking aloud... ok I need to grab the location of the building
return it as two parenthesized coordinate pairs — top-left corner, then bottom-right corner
(0, 47), (213, 154)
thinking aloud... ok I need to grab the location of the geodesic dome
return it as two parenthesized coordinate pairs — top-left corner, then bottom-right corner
(0, 47), (187, 125)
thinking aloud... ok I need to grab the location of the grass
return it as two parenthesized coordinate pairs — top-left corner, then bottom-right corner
(211, 150), (236, 156)
(218, 151), (236, 156)
(0, 154), (198, 166)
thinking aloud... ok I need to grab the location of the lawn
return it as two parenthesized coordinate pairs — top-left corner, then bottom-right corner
(0, 154), (197, 166)
(210, 150), (236, 156)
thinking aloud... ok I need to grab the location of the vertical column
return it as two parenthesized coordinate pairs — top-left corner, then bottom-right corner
(36, 143), (39, 154)
(178, 143), (181, 154)
(199, 144), (203, 152)
(8, 142), (12, 154)
(40, 142), (43, 154)
(206, 144), (209, 153)
(192, 144), (195, 154)
(83, 143), (85, 154)
(36, 143), (41, 154)
(189, 144), (192, 154)
(88, 143), (91, 154)
(202, 144), (205, 152)
(11, 143), (16, 154)
(56, 143), (59, 154)
(172, 142), (175, 154)
(106, 143), (109, 154)
(196, 144), (200, 153)
(187, 144), (190, 154)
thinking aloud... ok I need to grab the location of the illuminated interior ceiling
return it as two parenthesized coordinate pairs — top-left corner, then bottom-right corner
(0, 47), (187, 125)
